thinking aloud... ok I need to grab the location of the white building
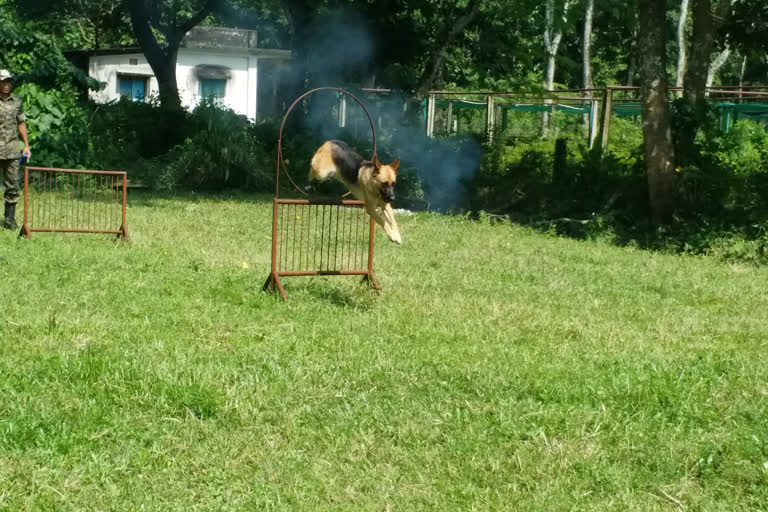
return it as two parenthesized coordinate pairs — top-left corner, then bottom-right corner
(74, 27), (291, 120)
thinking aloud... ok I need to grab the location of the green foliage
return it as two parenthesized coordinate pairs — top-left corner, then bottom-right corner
(157, 100), (273, 191)
(15, 82), (90, 168)
(0, 3), (102, 90)
(707, 121), (768, 176)
(606, 116), (643, 163)
(13, 0), (131, 50)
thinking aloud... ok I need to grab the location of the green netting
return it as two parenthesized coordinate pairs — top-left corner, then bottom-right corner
(499, 104), (590, 114)
(434, 99), (485, 110)
(431, 99), (590, 114)
(420, 97), (768, 135)
(718, 103), (768, 120)
(613, 103), (642, 118)
(613, 102), (768, 120)
(429, 98), (768, 118)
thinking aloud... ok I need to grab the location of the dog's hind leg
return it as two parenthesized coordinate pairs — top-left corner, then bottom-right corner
(309, 144), (337, 181)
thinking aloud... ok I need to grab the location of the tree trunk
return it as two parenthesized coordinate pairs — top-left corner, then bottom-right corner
(126, 1), (182, 110)
(154, 49), (182, 112)
(582, 0), (594, 128)
(705, 45), (731, 91)
(683, 0), (714, 104)
(125, 0), (217, 111)
(675, 0), (689, 91)
(638, 0), (676, 224)
(542, 0), (571, 136)
(627, 23), (638, 86)
(284, 0), (312, 91)
(738, 54), (747, 102)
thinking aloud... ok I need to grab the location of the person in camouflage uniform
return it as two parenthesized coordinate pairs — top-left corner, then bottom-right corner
(0, 69), (31, 230)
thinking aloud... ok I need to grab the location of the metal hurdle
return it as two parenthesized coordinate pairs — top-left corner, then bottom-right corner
(19, 166), (128, 240)
(263, 87), (380, 300)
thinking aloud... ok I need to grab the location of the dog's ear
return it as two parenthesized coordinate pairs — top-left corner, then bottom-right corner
(391, 158), (400, 173)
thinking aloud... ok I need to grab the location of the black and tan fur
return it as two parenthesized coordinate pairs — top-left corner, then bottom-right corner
(310, 140), (401, 244)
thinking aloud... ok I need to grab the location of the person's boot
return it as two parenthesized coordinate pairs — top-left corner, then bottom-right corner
(3, 202), (17, 230)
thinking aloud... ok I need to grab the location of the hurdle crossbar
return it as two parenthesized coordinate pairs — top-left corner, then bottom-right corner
(263, 198), (380, 300)
(20, 166), (128, 240)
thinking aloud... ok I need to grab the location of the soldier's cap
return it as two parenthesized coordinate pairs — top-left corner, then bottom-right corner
(0, 70), (13, 81)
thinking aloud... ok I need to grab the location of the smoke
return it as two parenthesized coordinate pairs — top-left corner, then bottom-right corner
(296, 89), (484, 212)
(396, 131), (484, 212)
(347, 90), (484, 212)
(283, 9), (484, 212)
(303, 9), (375, 84)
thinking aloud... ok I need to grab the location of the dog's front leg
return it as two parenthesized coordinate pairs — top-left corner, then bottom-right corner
(365, 203), (399, 244)
(381, 204), (401, 244)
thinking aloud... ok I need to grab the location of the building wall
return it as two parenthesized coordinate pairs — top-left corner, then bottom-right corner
(88, 50), (259, 120)
(88, 53), (158, 103)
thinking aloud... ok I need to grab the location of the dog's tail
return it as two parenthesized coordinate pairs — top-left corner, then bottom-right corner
(309, 141), (338, 182)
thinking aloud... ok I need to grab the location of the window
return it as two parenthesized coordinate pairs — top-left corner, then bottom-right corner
(118, 75), (147, 102)
(200, 78), (226, 99)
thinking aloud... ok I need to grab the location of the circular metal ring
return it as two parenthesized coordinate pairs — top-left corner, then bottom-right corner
(275, 87), (377, 197)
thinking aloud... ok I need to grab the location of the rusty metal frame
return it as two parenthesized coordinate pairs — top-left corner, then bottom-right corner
(19, 166), (128, 240)
(263, 87), (380, 300)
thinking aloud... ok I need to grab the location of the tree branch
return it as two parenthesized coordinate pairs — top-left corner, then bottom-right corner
(414, 0), (484, 99)
(126, 0), (165, 59)
(180, 0), (219, 36)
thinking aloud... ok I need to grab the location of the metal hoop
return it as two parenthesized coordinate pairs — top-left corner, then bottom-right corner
(275, 87), (378, 198)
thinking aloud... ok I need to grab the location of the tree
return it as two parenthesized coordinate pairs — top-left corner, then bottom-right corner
(682, 0), (734, 103)
(14, 0), (130, 50)
(638, 0), (675, 224)
(542, 0), (571, 135)
(125, 0), (220, 111)
(675, 0), (689, 90)
(412, 0), (484, 99)
(706, 44), (730, 89)
(582, 0), (594, 129)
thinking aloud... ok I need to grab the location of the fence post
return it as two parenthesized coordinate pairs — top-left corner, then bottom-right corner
(338, 94), (347, 128)
(588, 99), (599, 149)
(445, 101), (453, 134)
(120, 173), (129, 239)
(426, 93), (436, 137)
(19, 166), (31, 239)
(595, 87), (614, 154)
(486, 95), (495, 142)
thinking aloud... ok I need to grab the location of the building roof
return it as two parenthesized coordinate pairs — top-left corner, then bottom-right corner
(64, 26), (291, 59)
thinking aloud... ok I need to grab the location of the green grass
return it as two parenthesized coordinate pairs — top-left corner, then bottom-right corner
(1, 191), (768, 510)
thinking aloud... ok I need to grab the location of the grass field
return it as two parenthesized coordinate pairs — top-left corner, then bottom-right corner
(1, 192), (768, 511)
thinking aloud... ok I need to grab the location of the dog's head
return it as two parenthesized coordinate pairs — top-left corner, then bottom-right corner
(372, 156), (399, 203)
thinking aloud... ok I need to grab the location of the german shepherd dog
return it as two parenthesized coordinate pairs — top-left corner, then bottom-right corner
(309, 140), (402, 244)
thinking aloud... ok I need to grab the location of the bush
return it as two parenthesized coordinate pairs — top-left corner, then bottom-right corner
(155, 100), (273, 191)
(15, 83), (90, 169)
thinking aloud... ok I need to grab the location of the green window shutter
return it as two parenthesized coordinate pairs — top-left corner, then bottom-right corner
(200, 79), (226, 99)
